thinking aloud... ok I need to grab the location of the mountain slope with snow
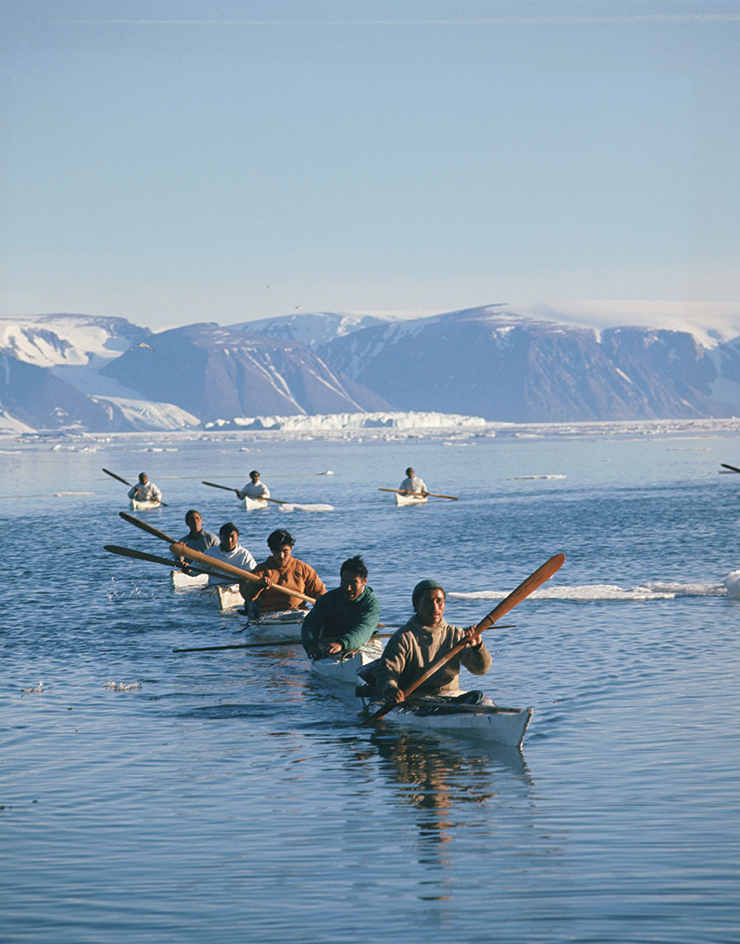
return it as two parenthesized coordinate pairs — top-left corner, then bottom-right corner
(100, 323), (392, 422)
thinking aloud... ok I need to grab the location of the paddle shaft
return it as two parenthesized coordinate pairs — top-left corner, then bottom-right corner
(721, 463), (740, 474)
(365, 553), (565, 723)
(378, 487), (458, 500)
(203, 480), (287, 504)
(105, 544), (225, 580)
(170, 543), (316, 604)
(105, 468), (168, 506)
(119, 511), (177, 543)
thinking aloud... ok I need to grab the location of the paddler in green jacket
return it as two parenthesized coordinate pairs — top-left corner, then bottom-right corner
(301, 555), (380, 660)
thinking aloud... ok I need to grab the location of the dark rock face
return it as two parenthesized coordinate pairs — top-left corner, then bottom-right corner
(317, 307), (737, 421)
(0, 354), (130, 431)
(100, 323), (391, 422)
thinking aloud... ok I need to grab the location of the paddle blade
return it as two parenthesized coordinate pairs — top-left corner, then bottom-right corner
(476, 553), (564, 632)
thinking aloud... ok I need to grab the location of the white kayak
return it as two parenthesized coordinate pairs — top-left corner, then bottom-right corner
(395, 492), (427, 506)
(370, 698), (533, 748)
(171, 570), (209, 590)
(243, 496), (269, 511)
(130, 498), (161, 511)
(247, 609), (307, 642)
(200, 583), (244, 611)
(311, 638), (384, 684)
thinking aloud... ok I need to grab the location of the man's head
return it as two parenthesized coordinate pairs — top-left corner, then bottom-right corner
(219, 522), (239, 552)
(339, 555), (368, 602)
(267, 529), (295, 567)
(185, 509), (203, 534)
(405, 467), (414, 477)
(412, 579), (446, 627)
(138, 472), (148, 484)
(249, 470), (260, 482)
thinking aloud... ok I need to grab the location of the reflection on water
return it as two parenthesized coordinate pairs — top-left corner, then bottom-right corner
(2, 433), (740, 942)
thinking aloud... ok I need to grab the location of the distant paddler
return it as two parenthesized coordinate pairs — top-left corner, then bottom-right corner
(399, 467), (427, 496)
(301, 555), (380, 660)
(237, 470), (270, 502)
(127, 472), (162, 506)
(103, 467), (167, 506)
(241, 528), (325, 619)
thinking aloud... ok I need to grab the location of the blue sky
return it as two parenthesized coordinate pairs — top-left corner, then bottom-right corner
(1, 0), (739, 329)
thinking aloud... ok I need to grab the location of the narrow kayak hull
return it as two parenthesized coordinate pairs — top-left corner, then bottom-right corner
(199, 584), (243, 611)
(171, 570), (209, 589)
(247, 609), (307, 642)
(380, 701), (533, 748)
(243, 496), (269, 511)
(311, 639), (384, 684)
(395, 493), (427, 506)
(130, 499), (161, 511)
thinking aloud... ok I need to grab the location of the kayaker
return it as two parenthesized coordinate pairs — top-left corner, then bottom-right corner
(301, 555), (380, 660)
(237, 470), (270, 501)
(202, 522), (257, 586)
(179, 510), (219, 553)
(241, 528), (325, 616)
(399, 467), (427, 495)
(127, 472), (162, 504)
(375, 579), (492, 705)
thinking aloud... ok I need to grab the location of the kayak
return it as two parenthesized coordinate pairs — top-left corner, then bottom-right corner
(395, 493), (427, 506)
(248, 609), (307, 642)
(171, 570), (208, 589)
(130, 498), (161, 511)
(366, 698), (533, 748)
(201, 583), (244, 611)
(310, 638), (384, 684)
(243, 496), (269, 511)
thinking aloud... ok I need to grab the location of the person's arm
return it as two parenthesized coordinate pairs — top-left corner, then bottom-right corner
(337, 593), (381, 652)
(375, 630), (411, 704)
(459, 629), (492, 676)
(151, 483), (162, 502)
(301, 595), (327, 659)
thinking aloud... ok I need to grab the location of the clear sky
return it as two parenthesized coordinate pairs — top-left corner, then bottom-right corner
(1, 0), (739, 330)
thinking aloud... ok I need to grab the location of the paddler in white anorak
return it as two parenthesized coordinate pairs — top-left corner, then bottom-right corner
(237, 470), (270, 501)
(241, 528), (325, 618)
(399, 467), (427, 496)
(301, 555), (380, 660)
(376, 579), (493, 706)
(202, 522), (257, 586)
(127, 472), (162, 504)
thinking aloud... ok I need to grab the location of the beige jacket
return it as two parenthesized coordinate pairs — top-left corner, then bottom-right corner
(376, 615), (492, 701)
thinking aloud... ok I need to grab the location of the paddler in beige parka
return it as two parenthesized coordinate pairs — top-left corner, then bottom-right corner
(376, 579), (492, 705)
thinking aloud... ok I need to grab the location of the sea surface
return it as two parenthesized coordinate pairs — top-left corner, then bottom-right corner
(2, 421), (740, 943)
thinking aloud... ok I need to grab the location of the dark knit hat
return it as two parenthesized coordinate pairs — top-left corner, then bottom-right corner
(412, 579), (446, 609)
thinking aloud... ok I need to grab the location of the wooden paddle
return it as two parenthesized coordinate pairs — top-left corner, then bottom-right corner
(169, 542), (316, 604)
(378, 487), (458, 500)
(721, 463), (740, 474)
(202, 481), (287, 505)
(104, 467), (168, 506)
(119, 511), (177, 543)
(104, 544), (225, 580)
(364, 553), (565, 724)
(173, 624), (515, 654)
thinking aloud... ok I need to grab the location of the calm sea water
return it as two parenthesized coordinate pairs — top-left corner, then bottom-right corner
(2, 424), (739, 943)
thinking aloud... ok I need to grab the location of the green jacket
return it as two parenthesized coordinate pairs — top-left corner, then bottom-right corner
(301, 586), (380, 652)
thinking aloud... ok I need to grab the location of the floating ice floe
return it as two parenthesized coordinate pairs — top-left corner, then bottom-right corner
(22, 681), (44, 694)
(450, 580), (730, 603)
(724, 571), (740, 599)
(105, 681), (142, 692)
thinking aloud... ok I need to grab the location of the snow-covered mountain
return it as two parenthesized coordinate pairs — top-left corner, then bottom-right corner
(3, 304), (740, 434)
(313, 306), (740, 422)
(230, 311), (392, 349)
(99, 322), (391, 423)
